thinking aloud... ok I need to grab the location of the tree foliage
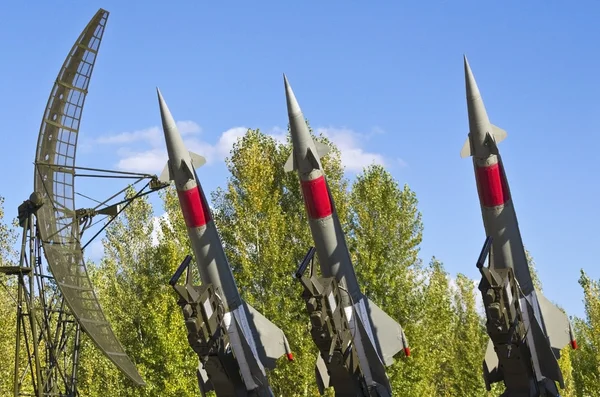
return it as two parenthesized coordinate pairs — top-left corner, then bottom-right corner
(0, 196), (18, 395)
(1, 126), (599, 396)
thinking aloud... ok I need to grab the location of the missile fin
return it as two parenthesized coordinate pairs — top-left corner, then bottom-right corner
(525, 298), (564, 387)
(486, 133), (500, 155)
(315, 354), (330, 395)
(354, 309), (393, 394)
(243, 301), (293, 369)
(491, 124), (507, 143)
(232, 312), (269, 386)
(189, 151), (207, 169)
(537, 292), (571, 354)
(158, 160), (173, 183)
(482, 339), (502, 389)
(181, 159), (195, 180)
(306, 147), (321, 170)
(363, 298), (405, 365)
(284, 151), (296, 172)
(196, 364), (213, 396)
(460, 137), (472, 158)
(315, 141), (331, 158)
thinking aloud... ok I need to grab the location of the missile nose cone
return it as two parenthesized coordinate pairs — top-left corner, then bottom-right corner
(283, 74), (302, 118)
(463, 55), (481, 102)
(156, 87), (177, 133)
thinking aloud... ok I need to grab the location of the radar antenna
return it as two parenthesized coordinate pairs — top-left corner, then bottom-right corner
(0, 9), (167, 396)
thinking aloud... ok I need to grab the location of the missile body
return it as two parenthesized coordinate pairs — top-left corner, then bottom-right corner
(461, 58), (576, 397)
(157, 89), (292, 397)
(284, 76), (409, 397)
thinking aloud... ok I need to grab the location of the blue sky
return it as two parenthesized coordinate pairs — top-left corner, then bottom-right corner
(1, 1), (599, 320)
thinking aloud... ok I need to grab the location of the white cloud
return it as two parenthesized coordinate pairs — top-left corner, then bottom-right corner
(100, 122), (395, 175)
(215, 127), (248, 159)
(96, 121), (201, 146)
(316, 127), (387, 172)
(98, 123), (247, 173)
(266, 126), (288, 144)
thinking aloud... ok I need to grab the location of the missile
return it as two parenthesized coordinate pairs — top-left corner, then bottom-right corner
(157, 89), (293, 397)
(461, 57), (577, 396)
(283, 75), (409, 396)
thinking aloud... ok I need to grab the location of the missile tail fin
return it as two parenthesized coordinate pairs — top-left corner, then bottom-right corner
(491, 124), (508, 143)
(284, 151), (296, 172)
(189, 151), (207, 168)
(537, 292), (576, 353)
(482, 339), (502, 390)
(196, 364), (213, 397)
(460, 137), (472, 158)
(530, 309), (564, 387)
(315, 354), (329, 395)
(315, 141), (331, 158)
(354, 309), (393, 394)
(362, 298), (408, 364)
(159, 160), (172, 183)
(460, 125), (507, 158)
(242, 302), (294, 369)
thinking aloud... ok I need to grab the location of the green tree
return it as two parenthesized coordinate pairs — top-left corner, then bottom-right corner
(408, 258), (457, 396)
(570, 270), (600, 396)
(348, 164), (425, 394)
(0, 196), (18, 395)
(77, 187), (197, 396)
(525, 248), (543, 292)
(212, 128), (334, 395)
(451, 273), (487, 396)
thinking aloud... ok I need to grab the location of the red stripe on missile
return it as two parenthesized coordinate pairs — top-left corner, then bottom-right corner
(404, 347), (411, 357)
(177, 186), (211, 228)
(301, 176), (333, 219)
(476, 163), (510, 207)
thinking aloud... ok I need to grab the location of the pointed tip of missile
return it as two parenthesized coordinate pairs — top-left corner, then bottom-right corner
(463, 55), (481, 101)
(283, 74), (302, 117)
(156, 87), (177, 132)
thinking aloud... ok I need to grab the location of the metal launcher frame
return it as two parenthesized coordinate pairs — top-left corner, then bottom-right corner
(294, 247), (369, 396)
(170, 255), (255, 397)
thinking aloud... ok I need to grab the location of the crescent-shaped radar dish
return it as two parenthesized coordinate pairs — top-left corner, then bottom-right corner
(33, 8), (145, 386)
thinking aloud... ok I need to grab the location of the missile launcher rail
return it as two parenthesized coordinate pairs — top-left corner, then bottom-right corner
(170, 256), (272, 397)
(294, 247), (387, 397)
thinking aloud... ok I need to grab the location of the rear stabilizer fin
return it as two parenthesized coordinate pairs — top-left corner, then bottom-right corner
(482, 338), (502, 390)
(243, 301), (292, 369)
(363, 297), (406, 365)
(460, 137), (472, 158)
(525, 297), (564, 387)
(315, 354), (330, 395)
(284, 151), (296, 172)
(491, 124), (507, 143)
(315, 141), (331, 158)
(159, 160), (172, 183)
(196, 364), (213, 397)
(537, 292), (572, 353)
(189, 151), (207, 168)
(355, 309), (393, 393)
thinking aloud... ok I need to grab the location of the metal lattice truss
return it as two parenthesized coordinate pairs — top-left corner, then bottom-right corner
(34, 9), (145, 386)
